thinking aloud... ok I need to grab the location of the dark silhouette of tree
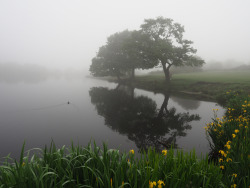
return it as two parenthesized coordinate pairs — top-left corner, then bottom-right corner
(89, 86), (200, 152)
(140, 17), (205, 85)
(89, 30), (155, 81)
(89, 17), (205, 85)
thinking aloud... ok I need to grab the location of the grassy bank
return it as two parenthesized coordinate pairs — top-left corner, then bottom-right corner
(133, 71), (250, 101)
(0, 143), (223, 187)
(205, 92), (250, 188)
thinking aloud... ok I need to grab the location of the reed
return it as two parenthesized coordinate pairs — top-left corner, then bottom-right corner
(0, 142), (223, 187)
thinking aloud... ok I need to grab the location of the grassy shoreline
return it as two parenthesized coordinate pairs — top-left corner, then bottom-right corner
(100, 71), (250, 102)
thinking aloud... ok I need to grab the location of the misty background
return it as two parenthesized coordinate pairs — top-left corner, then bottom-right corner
(0, 0), (250, 75)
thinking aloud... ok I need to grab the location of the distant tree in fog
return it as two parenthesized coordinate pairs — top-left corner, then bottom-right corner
(90, 17), (205, 85)
(89, 30), (154, 81)
(139, 17), (205, 85)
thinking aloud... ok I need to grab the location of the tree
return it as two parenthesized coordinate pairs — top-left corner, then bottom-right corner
(89, 30), (154, 81)
(140, 17), (205, 85)
(90, 30), (130, 81)
(90, 17), (205, 84)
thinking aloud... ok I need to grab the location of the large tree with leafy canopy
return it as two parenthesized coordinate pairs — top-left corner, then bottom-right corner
(90, 30), (155, 81)
(90, 17), (204, 83)
(139, 17), (205, 84)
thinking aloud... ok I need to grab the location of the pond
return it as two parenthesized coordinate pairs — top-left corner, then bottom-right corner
(0, 77), (225, 159)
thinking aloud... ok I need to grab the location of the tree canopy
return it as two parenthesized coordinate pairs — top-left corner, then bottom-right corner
(89, 30), (155, 80)
(89, 17), (205, 83)
(139, 17), (205, 83)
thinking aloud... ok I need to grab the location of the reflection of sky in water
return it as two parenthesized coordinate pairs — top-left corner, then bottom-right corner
(0, 78), (225, 159)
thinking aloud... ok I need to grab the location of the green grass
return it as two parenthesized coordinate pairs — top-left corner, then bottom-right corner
(133, 71), (250, 101)
(172, 71), (250, 84)
(0, 143), (224, 188)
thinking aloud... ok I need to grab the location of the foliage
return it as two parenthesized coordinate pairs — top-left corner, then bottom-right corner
(90, 30), (132, 79)
(140, 17), (205, 75)
(89, 30), (155, 80)
(90, 17), (205, 83)
(205, 93), (250, 188)
(0, 142), (224, 188)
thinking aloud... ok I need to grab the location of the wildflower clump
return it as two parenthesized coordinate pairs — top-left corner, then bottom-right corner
(206, 92), (250, 187)
(149, 180), (165, 188)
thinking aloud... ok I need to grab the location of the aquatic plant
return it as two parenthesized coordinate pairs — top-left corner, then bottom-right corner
(0, 142), (223, 187)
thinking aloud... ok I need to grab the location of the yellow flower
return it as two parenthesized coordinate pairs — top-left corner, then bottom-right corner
(219, 150), (225, 156)
(226, 158), (232, 162)
(243, 110), (247, 113)
(231, 184), (237, 188)
(232, 134), (236, 138)
(234, 129), (239, 133)
(219, 158), (223, 163)
(225, 144), (231, 149)
(22, 162), (25, 167)
(157, 180), (165, 188)
(162, 149), (167, 156)
(129, 149), (134, 154)
(220, 166), (224, 170)
(232, 173), (237, 178)
(149, 181), (157, 188)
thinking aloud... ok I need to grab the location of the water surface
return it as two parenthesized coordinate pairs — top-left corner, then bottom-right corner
(0, 77), (225, 159)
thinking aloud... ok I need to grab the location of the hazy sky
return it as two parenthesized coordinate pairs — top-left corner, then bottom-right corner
(0, 0), (250, 70)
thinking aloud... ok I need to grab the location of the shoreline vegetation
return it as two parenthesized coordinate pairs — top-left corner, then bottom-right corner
(1, 71), (250, 187)
(97, 70), (250, 102)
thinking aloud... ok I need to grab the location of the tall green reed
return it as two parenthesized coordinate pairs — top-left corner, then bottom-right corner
(1, 141), (223, 187)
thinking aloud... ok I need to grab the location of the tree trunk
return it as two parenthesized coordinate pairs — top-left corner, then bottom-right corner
(157, 92), (170, 119)
(162, 63), (171, 86)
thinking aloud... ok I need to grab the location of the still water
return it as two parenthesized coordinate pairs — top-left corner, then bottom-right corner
(0, 77), (225, 159)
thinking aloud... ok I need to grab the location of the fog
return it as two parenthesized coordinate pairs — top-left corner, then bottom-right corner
(0, 0), (250, 73)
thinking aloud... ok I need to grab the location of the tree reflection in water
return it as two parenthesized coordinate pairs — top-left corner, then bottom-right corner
(89, 85), (200, 152)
